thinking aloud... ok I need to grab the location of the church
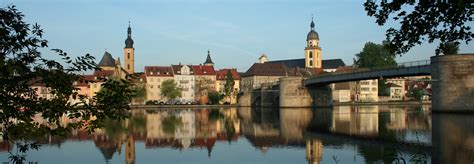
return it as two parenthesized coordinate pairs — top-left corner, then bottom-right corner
(241, 18), (346, 90)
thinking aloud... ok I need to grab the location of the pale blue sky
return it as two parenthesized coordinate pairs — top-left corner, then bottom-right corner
(3, 0), (473, 72)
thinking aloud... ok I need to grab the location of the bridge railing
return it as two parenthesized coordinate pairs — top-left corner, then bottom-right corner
(316, 60), (430, 77)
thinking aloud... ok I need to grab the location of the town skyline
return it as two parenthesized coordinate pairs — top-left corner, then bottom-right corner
(3, 0), (474, 72)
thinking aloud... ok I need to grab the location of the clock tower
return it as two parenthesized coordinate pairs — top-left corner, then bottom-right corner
(305, 17), (322, 69)
(124, 21), (135, 74)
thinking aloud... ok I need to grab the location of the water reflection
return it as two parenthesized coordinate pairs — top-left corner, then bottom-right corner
(1, 105), (472, 163)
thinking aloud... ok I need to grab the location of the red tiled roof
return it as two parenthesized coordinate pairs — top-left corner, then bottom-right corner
(128, 72), (147, 83)
(93, 70), (115, 77)
(145, 66), (174, 77)
(192, 65), (215, 75)
(216, 69), (241, 80)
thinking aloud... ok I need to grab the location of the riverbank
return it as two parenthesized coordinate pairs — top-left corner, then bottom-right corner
(334, 100), (431, 106)
(130, 104), (238, 109)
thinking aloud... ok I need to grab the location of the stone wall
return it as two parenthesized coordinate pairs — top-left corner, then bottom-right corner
(279, 77), (313, 107)
(431, 54), (474, 111)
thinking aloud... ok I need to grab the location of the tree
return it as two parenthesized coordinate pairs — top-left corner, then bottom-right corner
(160, 79), (181, 100)
(0, 6), (131, 163)
(223, 70), (236, 102)
(364, 1), (473, 55)
(355, 42), (397, 96)
(355, 42), (397, 69)
(439, 42), (460, 55)
(208, 91), (223, 105)
(195, 77), (212, 104)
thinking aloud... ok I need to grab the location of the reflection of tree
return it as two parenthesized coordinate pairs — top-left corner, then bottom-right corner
(358, 145), (397, 164)
(161, 115), (183, 135)
(224, 119), (236, 142)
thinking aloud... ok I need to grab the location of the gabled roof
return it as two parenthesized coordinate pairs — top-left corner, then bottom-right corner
(266, 58), (346, 70)
(145, 66), (174, 77)
(216, 69), (241, 80)
(192, 65), (215, 75)
(387, 83), (402, 88)
(242, 63), (299, 77)
(97, 52), (115, 67)
(171, 65), (194, 75)
(322, 59), (346, 69)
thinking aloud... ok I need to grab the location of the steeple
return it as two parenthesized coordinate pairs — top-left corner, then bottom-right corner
(125, 21), (134, 48)
(204, 50), (214, 66)
(310, 15), (315, 30)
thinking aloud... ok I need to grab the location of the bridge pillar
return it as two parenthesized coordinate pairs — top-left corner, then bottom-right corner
(237, 91), (251, 107)
(308, 85), (333, 107)
(279, 77), (313, 107)
(431, 54), (474, 112)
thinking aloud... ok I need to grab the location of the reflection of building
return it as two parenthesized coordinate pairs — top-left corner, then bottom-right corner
(330, 106), (379, 137)
(125, 136), (135, 164)
(306, 139), (323, 164)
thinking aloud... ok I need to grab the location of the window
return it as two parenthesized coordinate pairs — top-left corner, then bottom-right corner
(372, 88), (377, 91)
(309, 51), (313, 58)
(309, 60), (313, 67)
(127, 64), (130, 70)
(127, 53), (130, 59)
(150, 85), (154, 88)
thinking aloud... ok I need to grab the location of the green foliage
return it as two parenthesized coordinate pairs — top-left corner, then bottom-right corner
(208, 91), (223, 105)
(364, 1), (473, 55)
(0, 5), (131, 163)
(161, 115), (182, 134)
(438, 42), (460, 55)
(412, 88), (424, 101)
(94, 78), (135, 121)
(223, 70), (235, 98)
(160, 79), (181, 100)
(355, 42), (397, 69)
(378, 79), (390, 96)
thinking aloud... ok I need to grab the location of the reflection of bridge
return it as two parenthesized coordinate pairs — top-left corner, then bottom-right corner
(239, 54), (474, 111)
(305, 60), (431, 85)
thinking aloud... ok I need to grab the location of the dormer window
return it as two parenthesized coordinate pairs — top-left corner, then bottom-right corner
(203, 71), (207, 74)
(150, 72), (154, 75)
(157, 72), (160, 75)
(177, 71), (181, 73)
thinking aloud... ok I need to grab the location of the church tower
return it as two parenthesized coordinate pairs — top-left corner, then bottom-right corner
(305, 17), (322, 69)
(124, 21), (135, 74)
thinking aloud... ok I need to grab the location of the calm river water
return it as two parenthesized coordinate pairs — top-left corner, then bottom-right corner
(1, 105), (473, 164)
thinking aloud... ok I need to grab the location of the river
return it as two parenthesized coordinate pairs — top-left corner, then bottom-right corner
(1, 105), (473, 163)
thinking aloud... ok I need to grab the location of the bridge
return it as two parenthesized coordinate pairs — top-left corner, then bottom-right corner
(305, 60), (431, 86)
(238, 54), (474, 112)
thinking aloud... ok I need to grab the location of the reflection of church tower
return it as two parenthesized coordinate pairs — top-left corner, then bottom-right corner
(124, 21), (135, 74)
(125, 135), (135, 164)
(306, 139), (323, 164)
(305, 16), (322, 68)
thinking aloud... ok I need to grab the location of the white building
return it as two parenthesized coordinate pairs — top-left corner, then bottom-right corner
(172, 65), (195, 103)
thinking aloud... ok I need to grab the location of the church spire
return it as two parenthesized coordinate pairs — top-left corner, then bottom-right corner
(310, 14), (315, 31)
(125, 21), (134, 48)
(204, 50), (214, 66)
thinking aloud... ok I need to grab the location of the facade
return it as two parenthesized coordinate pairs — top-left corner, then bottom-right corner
(215, 69), (241, 104)
(332, 82), (351, 103)
(124, 23), (135, 74)
(193, 65), (216, 104)
(387, 83), (403, 101)
(144, 66), (174, 102)
(89, 51), (128, 98)
(386, 78), (406, 100)
(172, 65), (195, 103)
(354, 79), (379, 102)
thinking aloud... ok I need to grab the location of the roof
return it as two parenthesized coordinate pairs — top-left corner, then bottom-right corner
(128, 72), (147, 83)
(387, 83), (402, 88)
(93, 70), (115, 77)
(307, 30), (319, 41)
(171, 65), (194, 75)
(241, 63), (300, 77)
(97, 52), (115, 67)
(145, 66), (174, 77)
(204, 51), (214, 64)
(192, 65), (216, 75)
(322, 59), (346, 69)
(267, 58), (346, 70)
(216, 69), (241, 80)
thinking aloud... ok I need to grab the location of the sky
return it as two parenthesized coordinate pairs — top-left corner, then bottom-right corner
(2, 0), (473, 72)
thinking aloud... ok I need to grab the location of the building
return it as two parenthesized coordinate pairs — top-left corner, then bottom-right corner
(144, 66), (174, 102)
(386, 77), (407, 100)
(192, 65), (216, 104)
(203, 50), (214, 66)
(265, 19), (345, 73)
(387, 83), (403, 101)
(241, 63), (300, 90)
(215, 69), (241, 104)
(172, 64), (195, 103)
(332, 82), (351, 103)
(89, 51), (128, 98)
(355, 79), (379, 102)
(124, 22), (135, 74)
